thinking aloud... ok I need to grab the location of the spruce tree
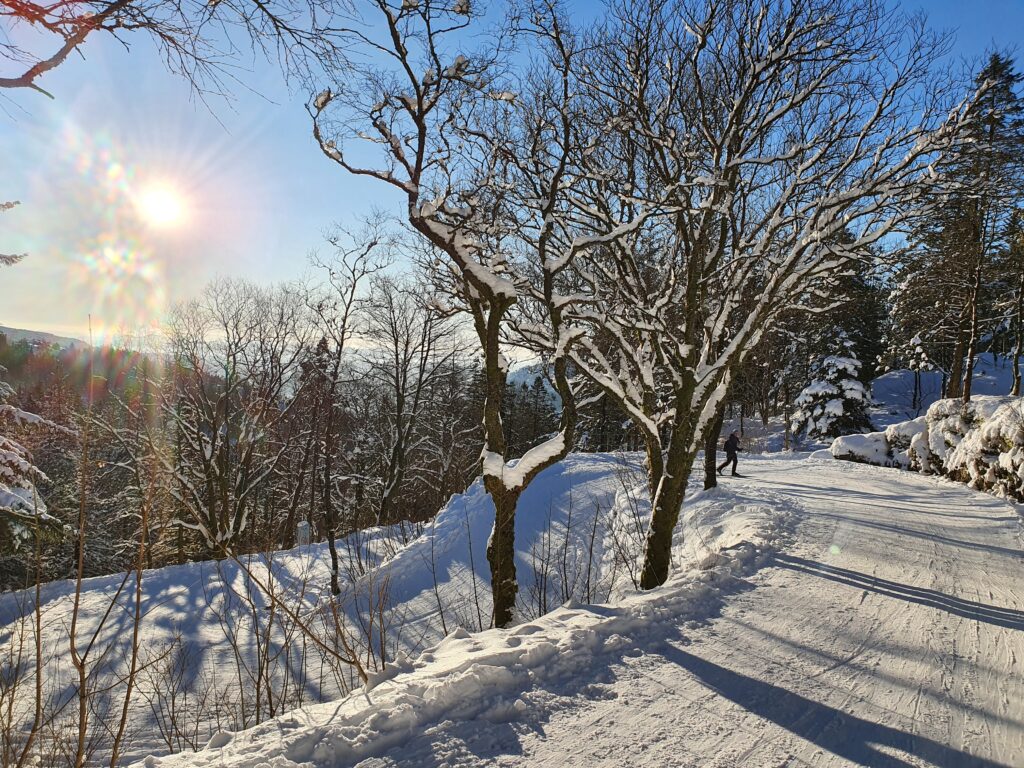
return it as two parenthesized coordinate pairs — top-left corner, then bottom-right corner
(895, 53), (1024, 400)
(0, 221), (63, 554)
(994, 210), (1024, 394)
(792, 330), (874, 441)
(836, 263), (887, 383)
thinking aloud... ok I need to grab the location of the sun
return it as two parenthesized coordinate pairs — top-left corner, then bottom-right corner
(135, 182), (187, 228)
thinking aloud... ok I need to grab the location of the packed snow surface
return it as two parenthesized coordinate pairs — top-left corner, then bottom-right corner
(140, 456), (1024, 768)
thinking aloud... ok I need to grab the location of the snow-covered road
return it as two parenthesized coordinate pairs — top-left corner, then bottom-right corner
(488, 459), (1024, 768)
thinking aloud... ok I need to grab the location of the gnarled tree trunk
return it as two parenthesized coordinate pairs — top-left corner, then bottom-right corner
(704, 407), (726, 490)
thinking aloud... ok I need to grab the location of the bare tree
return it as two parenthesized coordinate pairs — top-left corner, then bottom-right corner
(158, 279), (311, 556)
(563, 0), (977, 587)
(0, 0), (349, 99)
(311, 0), (653, 626)
(360, 274), (461, 526)
(411, 353), (481, 514)
(306, 225), (386, 594)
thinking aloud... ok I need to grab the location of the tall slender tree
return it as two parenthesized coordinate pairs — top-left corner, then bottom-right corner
(899, 53), (1024, 401)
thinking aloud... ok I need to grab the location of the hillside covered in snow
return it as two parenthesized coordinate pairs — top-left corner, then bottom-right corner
(4, 0), (1024, 765)
(870, 353), (1022, 427)
(1, 453), (790, 765)
(133, 454), (1023, 768)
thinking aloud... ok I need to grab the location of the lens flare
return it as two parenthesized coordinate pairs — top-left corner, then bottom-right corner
(136, 183), (187, 228)
(41, 120), (178, 342)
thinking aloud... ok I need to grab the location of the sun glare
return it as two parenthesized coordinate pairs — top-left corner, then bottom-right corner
(136, 182), (186, 228)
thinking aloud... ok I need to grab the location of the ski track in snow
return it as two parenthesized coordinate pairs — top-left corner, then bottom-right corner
(143, 457), (1024, 768)
(474, 461), (1024, 768)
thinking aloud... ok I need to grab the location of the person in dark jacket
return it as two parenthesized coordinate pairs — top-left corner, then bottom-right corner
(718, 431), (742, 476)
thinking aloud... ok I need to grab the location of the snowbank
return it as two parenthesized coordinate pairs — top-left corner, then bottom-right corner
(0, 454), (640, 766)
(136, 482), (794, 768)
(6, 452), (795, 766)
(829, 395), (1024, 501)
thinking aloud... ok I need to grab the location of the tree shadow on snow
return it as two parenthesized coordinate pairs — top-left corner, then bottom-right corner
(773, 553), (1024, 631)
(783, 505), (1024, 563)
(659, 643), (1014, 768)
(753, 476), (1017, 524)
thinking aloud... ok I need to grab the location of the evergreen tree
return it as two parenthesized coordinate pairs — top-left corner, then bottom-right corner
(884, 257), (957, 384)
(895, 52), (1024, 401)
(501, 373), (559, 457)
(526, 376), (558, 443)
(0, 225), (63, 556)
(792, 331), (874, 441)
(1, 201), (25, 267)
(891, 334), (937, 415)
(993, 210), (1024, 394)
(836, 263), (887, 383)
(577, 392), (632, 452)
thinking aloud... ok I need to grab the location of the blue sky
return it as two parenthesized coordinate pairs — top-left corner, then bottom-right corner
(1, 0), (1022, 340)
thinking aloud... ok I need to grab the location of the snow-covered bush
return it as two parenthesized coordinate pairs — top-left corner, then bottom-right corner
(946, 400), (1024, 498)
(792, 331), (873, 441)
(829, 394), (1024, 501)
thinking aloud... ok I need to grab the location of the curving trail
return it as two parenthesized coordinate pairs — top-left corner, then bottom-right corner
(349, 459), (1023, 768)
(499, 459), (1024, 768)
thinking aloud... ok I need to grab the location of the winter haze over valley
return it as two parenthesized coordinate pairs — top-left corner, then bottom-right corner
(2, 1), (1024, 766)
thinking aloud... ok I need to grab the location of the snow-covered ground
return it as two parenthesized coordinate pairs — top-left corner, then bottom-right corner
(1, 452), (779, 765)
(136, 455), (1024, 768)
(871, 353), (1022, 428)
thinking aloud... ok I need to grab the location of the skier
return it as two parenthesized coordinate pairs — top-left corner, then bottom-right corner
(717, 431), (742, 477)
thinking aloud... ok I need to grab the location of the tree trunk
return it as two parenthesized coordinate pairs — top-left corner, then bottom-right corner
(962, 261), (982, 404)
(703, 406), (725, 490)
(946, 332), (965, 399)
(783, 384), (792, 452)
(377, 431), (406, 526)
(322, 363), (343, 596)
(1013, 341), (1022, 397)
(282, 405), (320, 549)
(1013, 271), (1024, 396)
(484, 483), (520, 628)
(639, 454), (692, 590)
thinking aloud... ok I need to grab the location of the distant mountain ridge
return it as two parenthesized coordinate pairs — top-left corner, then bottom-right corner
(0, 324), (85, 348)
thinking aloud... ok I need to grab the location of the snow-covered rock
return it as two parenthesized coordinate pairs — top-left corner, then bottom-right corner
(830, 432), (891, 466)
(883, 416), (928, 469)
(946, 399), (1024, 497)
